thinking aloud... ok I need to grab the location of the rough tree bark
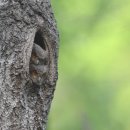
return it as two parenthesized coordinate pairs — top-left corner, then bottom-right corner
(0, 0), (59, 130)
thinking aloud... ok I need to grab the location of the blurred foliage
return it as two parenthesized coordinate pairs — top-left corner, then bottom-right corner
(47, 0), (130, 130)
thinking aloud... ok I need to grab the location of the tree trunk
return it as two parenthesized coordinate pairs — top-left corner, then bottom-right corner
(0, 0), (59, 130)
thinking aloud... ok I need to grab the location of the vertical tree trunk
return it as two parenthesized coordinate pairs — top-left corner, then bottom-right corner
(0, 0), (59, 130)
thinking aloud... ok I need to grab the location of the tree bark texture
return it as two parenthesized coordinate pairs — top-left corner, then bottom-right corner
(0, 0), (59, 130)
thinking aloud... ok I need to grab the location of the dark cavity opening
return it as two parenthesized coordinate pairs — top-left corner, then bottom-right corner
(37, 127), (43, 130)
(34, 30), (46, 50)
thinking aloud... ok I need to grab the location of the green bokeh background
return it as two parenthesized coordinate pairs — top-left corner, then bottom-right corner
(48, 0), (130, 130)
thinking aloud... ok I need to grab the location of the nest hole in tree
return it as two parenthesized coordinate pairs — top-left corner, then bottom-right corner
(34, 30), (46, 50)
